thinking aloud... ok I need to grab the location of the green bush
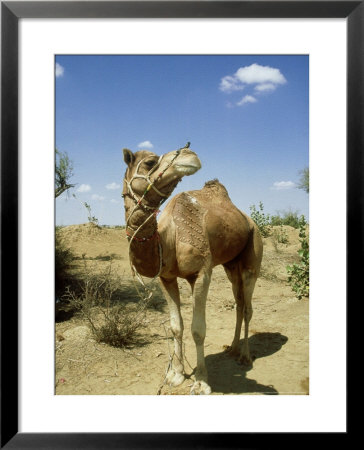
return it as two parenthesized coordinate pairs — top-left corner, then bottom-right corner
(286, 216), (309, 299)
(249, 202), (271, 237)
(271, 225), (289, 252)
(270, 209), (304, 229)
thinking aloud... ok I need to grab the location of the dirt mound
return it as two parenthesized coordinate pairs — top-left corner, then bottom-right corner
(58, 223), (127, 260)
(58, 222), (105, 237)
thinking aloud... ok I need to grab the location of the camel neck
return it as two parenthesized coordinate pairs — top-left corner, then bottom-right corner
(125, 200), (158, 239)
(124, 198), (161, 278)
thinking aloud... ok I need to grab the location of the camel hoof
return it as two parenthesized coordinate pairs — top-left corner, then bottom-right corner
(223, 344), (240, 357)
(190, 381), (212, 395)
(166, 370), (185, 387)
(238, 354), (253, 367)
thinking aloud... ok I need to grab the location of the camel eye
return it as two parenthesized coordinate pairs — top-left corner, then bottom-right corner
(144, 159), (157, 168)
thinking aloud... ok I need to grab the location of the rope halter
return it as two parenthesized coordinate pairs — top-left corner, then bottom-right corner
(123, 149), (182, 210)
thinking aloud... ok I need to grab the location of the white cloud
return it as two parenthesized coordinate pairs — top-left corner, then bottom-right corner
(271, 181), (296, 190)
(77, 184), (91, 193)
(110, 199), (119, 204)
(220, 63), (286, 97)
(255, 83), (277, 92)
(237, 95), (257, 106)
(106, 182), (121, 190)
(219, 75), (245, 93)
(55, 62), (64, 78)
(138, 140), (154, 149)
(235, 64), (286, 86)
(91, 194), (105, 201)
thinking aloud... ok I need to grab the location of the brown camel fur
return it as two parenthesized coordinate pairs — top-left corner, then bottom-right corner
(122, 146), (263, 394)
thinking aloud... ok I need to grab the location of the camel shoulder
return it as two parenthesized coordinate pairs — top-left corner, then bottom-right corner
(158, 192), (189, 229)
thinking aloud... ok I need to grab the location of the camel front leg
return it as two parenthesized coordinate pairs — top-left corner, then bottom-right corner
(159, 276), (185, 387)
(190, 270), (212, 395)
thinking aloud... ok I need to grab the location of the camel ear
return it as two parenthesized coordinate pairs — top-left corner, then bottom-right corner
(123, 148), (135, 167)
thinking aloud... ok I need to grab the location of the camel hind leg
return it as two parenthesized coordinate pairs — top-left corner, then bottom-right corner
(223, 262), (244, 357)
(223, 225), (262, 365)
(239, 268), (258, 365)
(223, 262), (259, 366)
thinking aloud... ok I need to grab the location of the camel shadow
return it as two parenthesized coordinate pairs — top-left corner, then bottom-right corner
(205, 332), (288, 394)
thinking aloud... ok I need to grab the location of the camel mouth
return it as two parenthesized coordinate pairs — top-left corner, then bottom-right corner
(174, 163), (201, 175)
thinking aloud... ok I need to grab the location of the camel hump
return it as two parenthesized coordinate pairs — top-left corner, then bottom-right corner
(202, 179), (230, 198)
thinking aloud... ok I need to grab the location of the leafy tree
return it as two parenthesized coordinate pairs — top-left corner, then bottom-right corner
(297, 167), (309, 194)
(55, 148), (75, 198)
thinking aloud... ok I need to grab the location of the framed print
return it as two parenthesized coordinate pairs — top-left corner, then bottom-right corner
(2, 0), (358, 447)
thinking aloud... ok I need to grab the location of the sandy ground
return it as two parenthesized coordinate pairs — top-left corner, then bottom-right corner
(55, 223), (309, 395)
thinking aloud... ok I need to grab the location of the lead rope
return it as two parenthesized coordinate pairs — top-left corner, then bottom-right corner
(124, 145), (192, 392)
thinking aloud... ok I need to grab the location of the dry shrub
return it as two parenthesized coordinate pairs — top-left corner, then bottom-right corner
(63, 258), (147, 347)
(91, 303), (147, 347)
(55, 227), (75, 295)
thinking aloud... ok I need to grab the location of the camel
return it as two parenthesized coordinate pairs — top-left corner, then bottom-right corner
(122, 145), (263, 394)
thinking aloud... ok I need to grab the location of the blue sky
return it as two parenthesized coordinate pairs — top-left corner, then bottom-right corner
(56, 55), (308, 226)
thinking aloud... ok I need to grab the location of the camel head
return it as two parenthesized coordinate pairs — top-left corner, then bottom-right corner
(122, 147), (201, 206)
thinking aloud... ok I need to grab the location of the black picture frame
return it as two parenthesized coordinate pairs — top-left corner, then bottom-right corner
(1, 1), (357, 448)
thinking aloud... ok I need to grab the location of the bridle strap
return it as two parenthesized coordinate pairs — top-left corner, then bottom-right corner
(123, 149), (182, 227)
(124, 149), (181, 202)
